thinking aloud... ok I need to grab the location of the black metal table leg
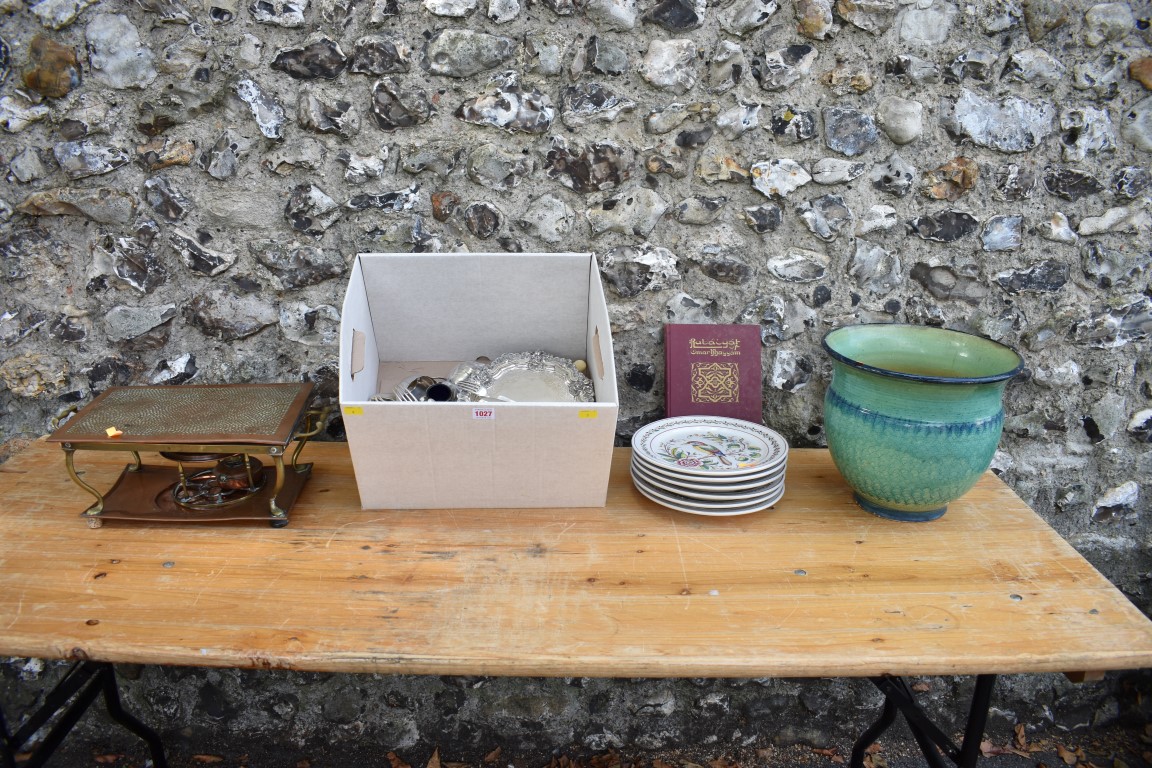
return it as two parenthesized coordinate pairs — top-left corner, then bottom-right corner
(97, 664), (169, 766)
(851, 689), (901, 768)
(0, 661), (167, 768)
(956, 675), (997, 767)
(1, 704), (16, 768)
(850, 675), (997, 768)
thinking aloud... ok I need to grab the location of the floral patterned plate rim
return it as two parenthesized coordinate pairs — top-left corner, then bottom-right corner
(631, 416), (789, 477)
(633, 445), (788, 485)
(631, 455), (786, 492)
(632, 471), (786, 516)
(631, 459), (784, 502)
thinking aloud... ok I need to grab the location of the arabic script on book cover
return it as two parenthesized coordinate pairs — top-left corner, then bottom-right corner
(664, 324), (763, 424)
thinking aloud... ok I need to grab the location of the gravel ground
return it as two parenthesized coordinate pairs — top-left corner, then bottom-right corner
(26, 719), (1152, 768)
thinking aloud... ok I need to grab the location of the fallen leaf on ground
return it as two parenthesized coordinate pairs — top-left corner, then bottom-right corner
(484, 747), (503, 764)
(296, 761), (310, 768)
(1056, 744), (1078, 765)
(94, 755), (124, 764)
(1015, 723), (1028, 750)
(192, 757), (224, 764)
(708, 757), (739, 768)
(911, 681), (931, 693)
(389, 751), (413, 768)
(590, 751), (622, 768)
(810, 747), (844, 764)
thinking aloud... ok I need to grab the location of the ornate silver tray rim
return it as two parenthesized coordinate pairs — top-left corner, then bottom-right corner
(456, 351), (595, 403)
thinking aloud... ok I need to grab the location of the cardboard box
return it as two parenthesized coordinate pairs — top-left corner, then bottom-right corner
(338, 253), (619, 509)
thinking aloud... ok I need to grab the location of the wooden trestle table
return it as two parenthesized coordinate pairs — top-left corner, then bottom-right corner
(2, 441), (1152, 768)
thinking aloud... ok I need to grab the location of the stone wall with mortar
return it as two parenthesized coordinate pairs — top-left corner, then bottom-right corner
(1, 0), (1152, 757)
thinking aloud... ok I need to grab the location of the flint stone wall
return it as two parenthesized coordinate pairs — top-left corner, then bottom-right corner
(1, 0), (1152, 757)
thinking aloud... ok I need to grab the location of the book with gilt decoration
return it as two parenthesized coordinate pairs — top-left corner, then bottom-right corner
(664, 323), (764, 424)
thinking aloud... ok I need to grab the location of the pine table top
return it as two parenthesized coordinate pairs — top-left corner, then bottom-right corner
(1, 440), (1150, 679)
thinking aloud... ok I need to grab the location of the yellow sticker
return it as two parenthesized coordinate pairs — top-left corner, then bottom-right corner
(578, 410), (598, 419)
(343, 405), (364, 416)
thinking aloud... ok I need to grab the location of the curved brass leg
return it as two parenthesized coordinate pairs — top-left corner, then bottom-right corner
(127, 451), (142, 472)
(269, 453), (288, 522)
(289, 406), (329, 472)
(64, 448), (105, 517)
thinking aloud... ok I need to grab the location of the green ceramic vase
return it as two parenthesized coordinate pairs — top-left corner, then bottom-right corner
(821, 324), (1024, 522)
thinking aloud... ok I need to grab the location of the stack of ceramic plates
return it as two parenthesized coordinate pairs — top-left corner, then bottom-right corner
(630, 416), (789, 516)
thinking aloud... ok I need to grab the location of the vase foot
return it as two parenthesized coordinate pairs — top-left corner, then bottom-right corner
(853, 494), (946, 522)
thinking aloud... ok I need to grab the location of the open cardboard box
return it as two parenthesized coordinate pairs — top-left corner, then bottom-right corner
(339, 253), (619, 509)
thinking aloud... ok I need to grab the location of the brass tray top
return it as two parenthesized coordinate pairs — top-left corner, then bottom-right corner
(47, 383), (315, 447)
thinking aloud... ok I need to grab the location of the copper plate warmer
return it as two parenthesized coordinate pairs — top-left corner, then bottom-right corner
(46, 383), (325, 528)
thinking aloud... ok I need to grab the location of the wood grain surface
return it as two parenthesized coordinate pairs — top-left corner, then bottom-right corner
(1, 440), (1150, 679)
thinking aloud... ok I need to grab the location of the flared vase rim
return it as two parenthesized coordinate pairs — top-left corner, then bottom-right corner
(821, 323), (1025, 385)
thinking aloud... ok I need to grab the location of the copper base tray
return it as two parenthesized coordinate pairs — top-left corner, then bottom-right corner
(83, 463), (311, 527)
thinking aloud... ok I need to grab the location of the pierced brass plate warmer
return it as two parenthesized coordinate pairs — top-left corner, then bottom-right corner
(47, 383), (324, 528)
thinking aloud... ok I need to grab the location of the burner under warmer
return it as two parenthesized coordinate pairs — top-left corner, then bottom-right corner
(165, 453), (266, 510)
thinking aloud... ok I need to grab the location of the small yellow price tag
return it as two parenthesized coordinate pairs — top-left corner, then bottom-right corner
(578, 410), (598, 419)
(343, 406), (364, 416)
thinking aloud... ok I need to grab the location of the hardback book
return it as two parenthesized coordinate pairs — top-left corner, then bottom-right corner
(664, 323), (764, 424)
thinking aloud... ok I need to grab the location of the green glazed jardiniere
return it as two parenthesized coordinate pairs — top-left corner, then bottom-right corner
(821, 324), (1024, 522)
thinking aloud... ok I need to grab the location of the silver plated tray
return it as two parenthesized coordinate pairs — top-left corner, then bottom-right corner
(456, 351), (595, 403)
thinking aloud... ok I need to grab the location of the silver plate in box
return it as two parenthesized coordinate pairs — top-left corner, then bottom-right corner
(456, 351), (595, 403)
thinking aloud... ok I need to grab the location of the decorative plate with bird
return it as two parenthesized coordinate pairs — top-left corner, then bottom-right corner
(632, 416), (788, 476)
